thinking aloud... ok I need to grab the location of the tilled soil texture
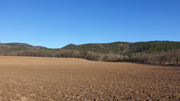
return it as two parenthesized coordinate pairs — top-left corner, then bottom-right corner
(0, 56), (180, 101)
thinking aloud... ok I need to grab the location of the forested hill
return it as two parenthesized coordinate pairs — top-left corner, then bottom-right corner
(61, 41), (180, 54)
(1, 41), (180, 55)
(1, 41), (180, 65)
(0, 43), (46, 51)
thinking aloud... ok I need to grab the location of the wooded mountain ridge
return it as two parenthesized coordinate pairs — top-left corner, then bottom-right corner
(0, 43), (46, 51)
(0, 41), (179, 65)
(0, 41), (180, 55)
(62, 41), (180, 55)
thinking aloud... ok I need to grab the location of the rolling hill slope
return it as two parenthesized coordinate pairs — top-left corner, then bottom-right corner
(0, 43), (46, 51)
(0, 41), (179, 65)
(62, 41), (180, 54)
(1, 41), (180, 55)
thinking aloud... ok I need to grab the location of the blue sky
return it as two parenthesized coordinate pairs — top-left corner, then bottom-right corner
(0, 0), (180, 48)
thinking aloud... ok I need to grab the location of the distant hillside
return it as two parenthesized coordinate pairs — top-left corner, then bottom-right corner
(1, 41), (179, 65)
(61, 42), (130, 54)
(61, 41), (180, 54)
(0, 43), (46, 51)
(1, 41), (179, 54)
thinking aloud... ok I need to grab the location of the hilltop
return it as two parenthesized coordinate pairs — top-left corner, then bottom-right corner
(61, 41), (180, 54)
(0, 43), (46, 51)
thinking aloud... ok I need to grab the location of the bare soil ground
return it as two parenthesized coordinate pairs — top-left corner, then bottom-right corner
(0, 56), (180, 101)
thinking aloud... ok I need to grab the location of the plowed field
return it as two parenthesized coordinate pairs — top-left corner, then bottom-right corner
(0, 56), (180, 101)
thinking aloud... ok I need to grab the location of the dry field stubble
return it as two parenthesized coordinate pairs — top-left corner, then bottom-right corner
(0, 56), (180, 101)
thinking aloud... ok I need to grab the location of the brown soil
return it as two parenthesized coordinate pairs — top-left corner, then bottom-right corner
(0, 56), (180, 101)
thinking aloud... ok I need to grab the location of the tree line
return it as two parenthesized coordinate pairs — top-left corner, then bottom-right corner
(0, 49), (179, 66)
